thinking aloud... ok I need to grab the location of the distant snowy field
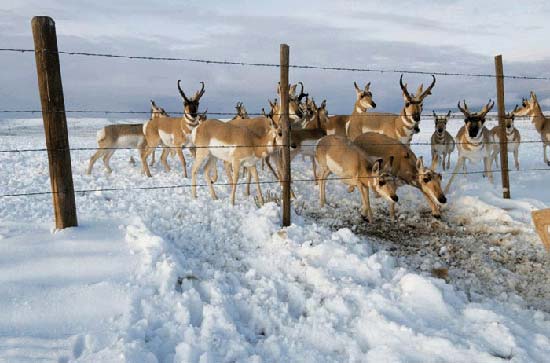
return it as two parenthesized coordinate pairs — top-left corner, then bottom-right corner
(1, 116), (550, 362)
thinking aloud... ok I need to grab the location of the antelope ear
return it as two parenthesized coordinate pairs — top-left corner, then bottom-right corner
(531, 92), (538, 101)
(289, 84), (297, 96)
(447, 110), (452, 118)
(384, 156), (394, 171)
(151, 100), (156, 107)
(416, 84), (424, 97)
(354, 81), (362, 95)
(321, 100), (327, 109)
(416, 156), (424, 170)
(372, 159), (381, 175)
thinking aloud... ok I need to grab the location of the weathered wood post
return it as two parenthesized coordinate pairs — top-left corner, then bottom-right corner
(494, 55), (511, 199)
(280, 44), (291, 226)
(32, 16), (78, 228)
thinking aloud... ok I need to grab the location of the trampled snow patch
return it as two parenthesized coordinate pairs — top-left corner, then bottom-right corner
(1, 118), (550, 362)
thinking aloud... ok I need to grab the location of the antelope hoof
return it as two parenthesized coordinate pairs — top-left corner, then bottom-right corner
(347, 185), (355, 193)
(361, 214), (370, 223)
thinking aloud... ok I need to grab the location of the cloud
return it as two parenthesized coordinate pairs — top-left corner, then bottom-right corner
(1, 0), (550, 121)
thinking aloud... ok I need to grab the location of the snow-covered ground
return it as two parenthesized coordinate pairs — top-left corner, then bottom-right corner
(1, 116), (550, 362)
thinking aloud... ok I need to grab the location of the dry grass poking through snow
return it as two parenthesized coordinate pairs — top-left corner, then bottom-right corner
(304, 198), (550, 312)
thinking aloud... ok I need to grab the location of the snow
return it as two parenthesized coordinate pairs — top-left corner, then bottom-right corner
(1, 117), (550, 362)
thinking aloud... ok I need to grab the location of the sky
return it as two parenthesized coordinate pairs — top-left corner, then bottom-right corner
(1, 0), (550, 118)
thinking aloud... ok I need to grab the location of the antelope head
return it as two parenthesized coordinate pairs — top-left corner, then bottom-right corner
(234, 101), (249, 119)
(178, 80), (205, 122)
(267, 114), (284, 150)
(299, 97), (316, 126)
(267, 98), (278, 121)
(277, 82), (305, 121)
(371, 157), (399, 203)
(354, 81), (377, 112)
(400, 74), (436, 133)
(458, 99), (494, 138)
(504, 113), (516, 134)
(433, 110), (451, 135)
(302, 98), (329, 130)
(512, 91), (540, 117)
(415, 156), (446, 206)
(150, 100), (169, 119)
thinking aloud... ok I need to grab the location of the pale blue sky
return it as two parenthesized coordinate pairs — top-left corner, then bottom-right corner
(1, 0), (550, 117)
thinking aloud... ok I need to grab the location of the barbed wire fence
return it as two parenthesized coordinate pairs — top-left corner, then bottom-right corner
(1, 16), (549, 228)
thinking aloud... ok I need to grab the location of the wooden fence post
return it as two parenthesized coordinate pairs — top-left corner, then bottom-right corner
(32, 16), (78, 228)
(494, 55), (511, 199)
(280, 44), (291, 227)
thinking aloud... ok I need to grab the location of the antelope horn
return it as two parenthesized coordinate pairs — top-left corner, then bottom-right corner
(195, 81), (205, 99)
(457, 100), (470, 117)
(446, 110), (452, 118)
(513, 104), (519, 113)
(419, 75), (436, 100)
(298, 82), (308, 102)
(177, 80), (189, 102)
(480, 99), (494, 116)
(399, 74), (412, 101)
(432, 110), (437, 118)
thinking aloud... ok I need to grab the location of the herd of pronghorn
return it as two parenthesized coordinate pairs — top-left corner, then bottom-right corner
(86, 77), (550, 222)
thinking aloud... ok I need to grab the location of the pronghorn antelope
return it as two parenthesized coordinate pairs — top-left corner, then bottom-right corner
(326, 81), (377, 136)
(445, 99), (495, 193)
(512, 91), (550, 166)
(141, 80), (205, 177)
(231, 102), (249, 120)
(301, 98), (329, 130)
(431, 111), (455, 171)
(86, 100), (168, 175)
(289, 99), (329, 183)
(315, 135), (398, 222)
(191, 117), (282, 205)
(489, 113), (520, 171)
(348, 75), (436, 143)
(354, 132), (447, 219)
(275, 82), (307, 124)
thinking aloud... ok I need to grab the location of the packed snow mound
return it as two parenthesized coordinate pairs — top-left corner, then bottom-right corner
(2, 205), (550, 362)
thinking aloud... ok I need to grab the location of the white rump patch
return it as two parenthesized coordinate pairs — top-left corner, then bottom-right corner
(116, 135), (144, 148)
(326, 154), (345, 175)
(210, 137), (237, 161)
(96, 128), (106, 142)
(159, 130), (175, 146)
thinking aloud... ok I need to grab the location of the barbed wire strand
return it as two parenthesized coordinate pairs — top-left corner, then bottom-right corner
(0, 138), (547, 154)
(1, 48), (549, 81)
(1, 167), (550, 198)
(0, 109), (541, 121)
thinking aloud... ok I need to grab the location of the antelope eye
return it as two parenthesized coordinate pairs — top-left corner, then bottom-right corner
(405, 102), (410, 108)
(379, 180), (386, 186)
(423, 177), (431, 183)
